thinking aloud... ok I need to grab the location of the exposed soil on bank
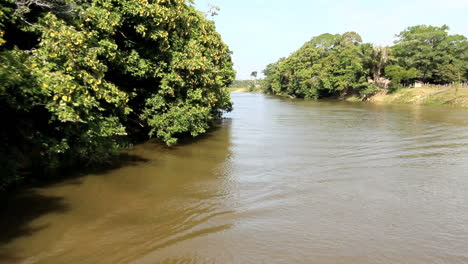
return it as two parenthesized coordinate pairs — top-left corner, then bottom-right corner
(229, 87), (249, 93)
(347, 87), (468, 108)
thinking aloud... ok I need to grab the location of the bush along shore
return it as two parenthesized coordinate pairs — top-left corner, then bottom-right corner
(0, 0), (235, 189)
(262, 25), (468, 103)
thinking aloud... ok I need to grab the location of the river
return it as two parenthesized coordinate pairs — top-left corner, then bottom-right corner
(2, 92), (468, 263)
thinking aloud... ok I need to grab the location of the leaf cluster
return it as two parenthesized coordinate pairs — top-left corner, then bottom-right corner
(0, 0), (235, 188)
(388, 25), (467, 84)
(263, 32), (371, 99)
(263, 25), (468, 99)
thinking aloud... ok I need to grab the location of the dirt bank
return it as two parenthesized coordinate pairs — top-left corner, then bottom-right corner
(348, 87), (468, 108)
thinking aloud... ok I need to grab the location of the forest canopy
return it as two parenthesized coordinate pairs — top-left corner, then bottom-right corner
(0, 0), (235, 188)
(262, 25), (468, 99)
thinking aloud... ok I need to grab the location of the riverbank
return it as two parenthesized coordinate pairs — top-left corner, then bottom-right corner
(229, 87), (249, 92)
(3, 92), (468, 264)
(347, 86), (468, 108)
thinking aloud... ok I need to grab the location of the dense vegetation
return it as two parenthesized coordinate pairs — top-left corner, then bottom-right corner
(229, 80), (255, 89)
(0, 0), (235, 188)
(263, 25), (468, 99)
(229, 79), (261, 92)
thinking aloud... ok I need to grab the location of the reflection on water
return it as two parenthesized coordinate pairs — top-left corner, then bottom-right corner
(2, 93), (468, 263)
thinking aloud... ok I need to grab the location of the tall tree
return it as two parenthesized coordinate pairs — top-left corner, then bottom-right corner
(392, 25), (467, 83)
(0, 0), (235, 188)
(250, 71), (258, 86)
(262, 32), (374, 99)
(359, 44), (390, 86)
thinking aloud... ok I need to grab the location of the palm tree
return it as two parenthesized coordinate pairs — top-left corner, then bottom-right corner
(251, 71), (258, 86)
(359, 44), (390, 83)
(372, 46), (389, 80)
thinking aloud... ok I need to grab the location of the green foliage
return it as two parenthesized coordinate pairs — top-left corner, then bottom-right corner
(263, 25), (467, 100)
(0, 0), (234, 188)
(0, 0), (11, 46)
(391, 25), (467, 84)
(384, 65), (418, 86)
(433, 64), (463, 83)
(229, 80), (255, 88)
(358, 44), (390, 80)
(248, 83), (256, 92)
(262, 32), (371, 99)
(358, 83), (380, 99)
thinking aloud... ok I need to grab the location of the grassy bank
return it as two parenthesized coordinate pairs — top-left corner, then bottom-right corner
(229, 87), (249, 92)
(347, 86), (468, 108)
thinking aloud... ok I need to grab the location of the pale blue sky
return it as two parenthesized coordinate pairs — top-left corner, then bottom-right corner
(194, 0), (468, 79)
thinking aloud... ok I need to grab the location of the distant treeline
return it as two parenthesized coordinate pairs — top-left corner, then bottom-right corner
(0, 0), (234, 188)
(263, 25), (468, 99)
(229, 80), (256, 88)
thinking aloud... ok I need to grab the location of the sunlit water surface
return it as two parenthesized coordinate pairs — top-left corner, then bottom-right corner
(2, 93), (468, 263)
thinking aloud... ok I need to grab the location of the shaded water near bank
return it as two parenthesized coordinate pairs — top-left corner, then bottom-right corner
(2, 93), (468, 263)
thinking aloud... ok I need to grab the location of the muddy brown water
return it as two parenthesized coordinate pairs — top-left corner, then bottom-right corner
(2, 92), (468, 263)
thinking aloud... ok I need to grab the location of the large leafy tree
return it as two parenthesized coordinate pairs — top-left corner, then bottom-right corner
(263, 32), (375, 99)
(384, 65), (418, 86)
(263, 25), (467, 98)
(359, 44), (390, 81)
(0, 0), (235, 188)
(391, 25), (467, 83)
